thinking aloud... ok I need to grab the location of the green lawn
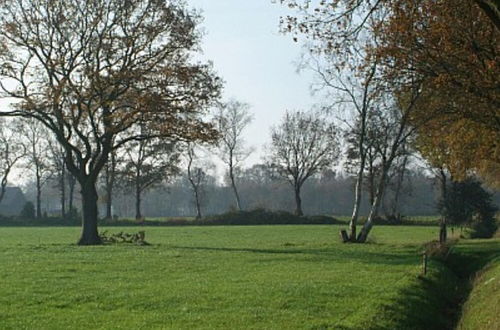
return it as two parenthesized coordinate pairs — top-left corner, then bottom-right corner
(0, 225), (454, 329)
(333, 215), (440, 226)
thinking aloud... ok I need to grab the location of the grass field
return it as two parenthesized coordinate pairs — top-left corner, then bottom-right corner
(0, 225), (486, 329)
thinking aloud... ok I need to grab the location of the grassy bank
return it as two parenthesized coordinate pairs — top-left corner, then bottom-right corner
(454, 240), (500, 330)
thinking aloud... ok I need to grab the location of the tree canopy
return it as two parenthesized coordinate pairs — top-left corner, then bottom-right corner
(0, 0), (222, 244)
(281, 0), (499, 187)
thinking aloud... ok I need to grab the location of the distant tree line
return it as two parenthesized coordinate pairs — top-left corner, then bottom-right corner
(19, 162), (447, 219)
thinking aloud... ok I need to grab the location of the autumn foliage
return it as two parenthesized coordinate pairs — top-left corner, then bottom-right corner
(374, 0), (499, 185)
(281, 0), (499, 187)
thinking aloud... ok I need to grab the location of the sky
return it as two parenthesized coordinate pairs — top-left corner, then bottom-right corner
(188, 0), (317, 165)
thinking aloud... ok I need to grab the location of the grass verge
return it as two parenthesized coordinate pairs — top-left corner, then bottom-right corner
(454, 242), (500, 330)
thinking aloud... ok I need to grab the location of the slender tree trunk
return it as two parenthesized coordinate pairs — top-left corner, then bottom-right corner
(105, 152), (116, 220)
(349, 149), (367, 242)
(60, 166), (66, 218)
(391, 156), (408, 221)
(78, 180), (101, 245)
(135, 184), (142, 220)
(294, 184), (303, 216)
(106, 187), (113, 219)
(0, 172), (8, 205)
(357, 166), (389, 243)
(187, 145), (204, 219)
(68, 174), (76, 212)
(367, 154), (376, 207)
(105, 164), (114, 220)
(439, 168), (448, 244)
(36, 167), (42, 219)
(349, 168), (363, 241)
(229, 163), (242, 211)
(193, 179), (202, 219)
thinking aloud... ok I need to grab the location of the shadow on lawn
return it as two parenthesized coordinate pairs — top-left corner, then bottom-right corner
(165, 244), (421, 266)
(370, 239), (500, 330)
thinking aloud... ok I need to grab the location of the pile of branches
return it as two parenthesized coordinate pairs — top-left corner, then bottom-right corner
(99, 230), (148, 245)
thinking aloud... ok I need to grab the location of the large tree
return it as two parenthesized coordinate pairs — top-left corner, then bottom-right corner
(375, 0), (500, 187)
(267, 111), (339, 216)
(0, 0), (221, 244)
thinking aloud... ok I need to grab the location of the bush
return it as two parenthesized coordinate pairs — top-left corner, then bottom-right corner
(19, 201), (35, 220)
(201, 209), (340, 225)
(439, 178), (498, 238)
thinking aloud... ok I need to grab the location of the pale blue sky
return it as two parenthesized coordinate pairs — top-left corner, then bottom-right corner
(189, 0), (316, 164)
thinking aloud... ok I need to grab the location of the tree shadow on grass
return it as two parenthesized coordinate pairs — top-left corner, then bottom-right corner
(446, 240), (500, 278)
(372, 239), (500, 330)
(164, 244), (422, 266)
(367, 274), (462, 330)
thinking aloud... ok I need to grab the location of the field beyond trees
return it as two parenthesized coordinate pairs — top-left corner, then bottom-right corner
(2, 225), (494, 329)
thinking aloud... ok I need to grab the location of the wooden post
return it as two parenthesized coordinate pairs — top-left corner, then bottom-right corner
(422, 252), (428, 276)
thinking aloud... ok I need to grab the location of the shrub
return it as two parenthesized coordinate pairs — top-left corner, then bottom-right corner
(201, 209), (340, 225)
(439, 178), (498, 238)
(19, 201), (35, 220)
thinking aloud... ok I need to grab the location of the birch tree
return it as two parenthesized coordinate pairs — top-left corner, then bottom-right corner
(214, 100), (253, 211)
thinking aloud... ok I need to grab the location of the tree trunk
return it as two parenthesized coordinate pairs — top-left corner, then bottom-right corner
(357, 193), (382, 243)
(60, 166), (66, 218)
(348, 146), (367, 242)
(105, 164), (113, 220)
(357, 166), (388, 243)
(294, 185), (303, 216)
(439, 217), (447, 244)
(0, 173), (8, 205)
(105, 151), (116, 220)
(186, 146), (204, 219)
(229, 164), (242, 211)
(135, 185), (142, 220)
(390, 156), (407, 221)
(349, 168), (363, 242)
(68, 174), (76, 212)
(439, 168), (448, 244)
(78, 181), (101, 245)
(194, 183), (202, 219)
(106, 189), (113, 220)
(36, 167), (42, 219)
